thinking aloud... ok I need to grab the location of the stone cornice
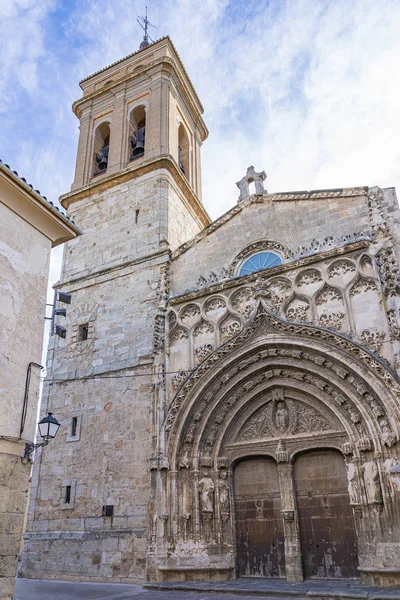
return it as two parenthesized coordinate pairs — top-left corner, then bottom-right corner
(172, 187), (369, 260)
(74, 42), (207, 139)
(60, 154), (211, 228)
(169, 240), (370, 304)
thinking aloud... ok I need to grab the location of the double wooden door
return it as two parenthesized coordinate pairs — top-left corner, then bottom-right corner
(233, 451), (358, 580)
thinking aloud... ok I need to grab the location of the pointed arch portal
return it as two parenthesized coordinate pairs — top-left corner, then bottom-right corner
(153, 303), (400, 582)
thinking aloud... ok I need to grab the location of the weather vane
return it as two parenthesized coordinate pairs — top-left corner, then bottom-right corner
(137, 6), (155, 49)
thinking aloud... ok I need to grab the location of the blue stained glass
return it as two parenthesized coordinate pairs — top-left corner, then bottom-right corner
(239, 251), (282, 276)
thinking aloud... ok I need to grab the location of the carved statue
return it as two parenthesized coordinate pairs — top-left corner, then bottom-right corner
(346, 462), (360, 505)
(218, 471), (230, 514)
(275, 401), (289, 432)
(383, 458), (400, 495)
(199, 473), (214, 513)
(363, 461), (383, 504)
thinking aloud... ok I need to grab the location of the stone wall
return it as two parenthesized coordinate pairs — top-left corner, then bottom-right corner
(171, 188), (370, 294)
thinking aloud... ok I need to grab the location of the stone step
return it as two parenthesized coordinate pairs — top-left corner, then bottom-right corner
(144, 580), (400, 600)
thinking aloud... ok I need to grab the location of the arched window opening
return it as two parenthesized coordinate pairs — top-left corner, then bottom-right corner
(178, 123), (189, 178)
(239, 251), (282, 277)
(93, 122), (110, 176)
(129, 106), (146, 160)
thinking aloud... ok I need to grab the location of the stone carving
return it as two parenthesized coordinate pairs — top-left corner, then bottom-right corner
(230, 287), (255, 317)
(316, 286), (342, 305)
(180, 304), (200, 326)
(368, 187), (390, 240)
(194, 343), (214, 361)
(297, 269), (323, 287)
(236, 165), (267, 202)
(194, 320), (214, 336)
(379, 419), (397, 447)
(341, 442), (354, 455)
(239, 398), (331, 441)
(170, 326), (188, 343)
(349, 278), (378, 297)
(199, 474), (214, 514)
(171, 371), (188, 389)
(360, 329), (385, 352)
(362, 461), (383, 505)
(383, 458), (400, 495)
(220, 317), (241, 341)
(292, 232), (369, 259)
(318, 311), (345, 331)
(275, 439), (289, 463)
(286, 303), (310, 323)
(204, 296), (226, 317)
(218, 471), (230, 520)
(387, 309), (400, 340)
(328, 260), (356, 278)
(165, 306), (399, 437)
(376, 247), (400, 297)
(346, 462), (361, 505)
(178, 446), (191, 469)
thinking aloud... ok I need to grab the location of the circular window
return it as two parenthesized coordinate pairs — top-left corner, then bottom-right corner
(239, 251), (282, 276)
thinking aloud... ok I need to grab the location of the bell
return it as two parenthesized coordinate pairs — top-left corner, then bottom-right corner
(132, 140), (144, 157)
(97, 158), (108, 170)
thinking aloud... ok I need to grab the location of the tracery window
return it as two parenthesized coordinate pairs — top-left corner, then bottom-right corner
(239, 251), (282, 276)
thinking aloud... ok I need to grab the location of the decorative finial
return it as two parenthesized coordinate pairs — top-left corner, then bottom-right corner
(236, 166), (267, 203)
(137, 6), (155, 50)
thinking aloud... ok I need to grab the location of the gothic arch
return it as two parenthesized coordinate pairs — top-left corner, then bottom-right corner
(165, 302), (400, 469)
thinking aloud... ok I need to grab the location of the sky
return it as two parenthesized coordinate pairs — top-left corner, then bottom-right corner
(1, 0), (400, 293)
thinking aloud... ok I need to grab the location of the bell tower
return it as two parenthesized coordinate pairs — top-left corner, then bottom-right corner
(65, 35), (209, 247)
(21, 37), (210, 584)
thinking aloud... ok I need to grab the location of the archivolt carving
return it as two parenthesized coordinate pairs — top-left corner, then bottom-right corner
(164, 304), (400, 454)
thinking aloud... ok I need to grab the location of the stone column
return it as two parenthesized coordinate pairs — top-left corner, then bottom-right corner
(71, 107), (92, 190)
(277, 460), (303, 582)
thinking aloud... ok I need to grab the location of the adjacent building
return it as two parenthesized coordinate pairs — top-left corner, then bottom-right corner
(0, 161), (81, 599)
(20, 37), (400, 587)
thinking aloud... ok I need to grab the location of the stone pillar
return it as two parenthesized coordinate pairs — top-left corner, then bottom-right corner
(107, 88), (126, 176)
(277, 460), (303, 582)
(71, 107), (92, 191)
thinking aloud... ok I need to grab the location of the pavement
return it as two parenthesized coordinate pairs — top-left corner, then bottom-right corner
(13, 578), (400, 600)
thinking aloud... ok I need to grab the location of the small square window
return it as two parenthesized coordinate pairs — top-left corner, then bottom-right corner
(71, 416), (78, 437)
(79, 324), (89, 341)
(102, 505), (114, 517)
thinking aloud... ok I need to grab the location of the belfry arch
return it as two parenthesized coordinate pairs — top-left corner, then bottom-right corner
(152, 303), (400, 582)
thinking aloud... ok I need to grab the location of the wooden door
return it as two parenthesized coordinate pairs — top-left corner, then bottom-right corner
(294, 450), (358, 579)
(233, 457), (285, 578)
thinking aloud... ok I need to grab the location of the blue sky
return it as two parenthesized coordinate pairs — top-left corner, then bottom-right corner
(1, 0), (400, 239)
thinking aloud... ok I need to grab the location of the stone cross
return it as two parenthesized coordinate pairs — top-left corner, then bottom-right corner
(236, 165), (267, 202)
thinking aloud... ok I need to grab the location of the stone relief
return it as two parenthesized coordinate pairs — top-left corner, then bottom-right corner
(318, 311), (345, 331)
(360, 329), (385, 353)
(198, 474), (214, 514)
(346, 462), (361, 505)
(316, 286), (342, 305)
(349, 278), (378, 297)
(383, 458), (400, 495)
(239, 397), (332, 441)
(194, 343), (214, 361)
(362, 461), (383, 505)
(218, 471), (230, 521)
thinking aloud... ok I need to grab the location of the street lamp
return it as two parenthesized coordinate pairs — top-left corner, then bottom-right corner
(21, 412), (61, 463)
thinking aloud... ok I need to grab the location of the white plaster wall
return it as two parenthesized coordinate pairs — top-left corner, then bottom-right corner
(0, 202), (50, 441)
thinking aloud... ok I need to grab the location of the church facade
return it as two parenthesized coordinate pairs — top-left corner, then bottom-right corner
(21, 37), (400, 587)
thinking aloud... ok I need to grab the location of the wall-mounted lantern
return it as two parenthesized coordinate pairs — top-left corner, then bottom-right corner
(21, 412), (61, 464)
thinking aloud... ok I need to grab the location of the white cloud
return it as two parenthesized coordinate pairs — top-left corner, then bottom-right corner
(2, 0), (400, 260)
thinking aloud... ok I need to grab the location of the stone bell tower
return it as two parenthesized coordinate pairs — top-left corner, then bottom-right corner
(21, 37), (210, 583)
